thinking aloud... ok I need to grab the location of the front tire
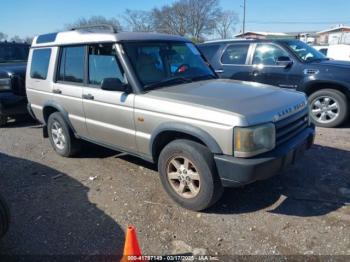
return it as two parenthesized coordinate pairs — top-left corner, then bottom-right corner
(309, 89), (348, 128)
(0, 194), (10, 239)
(158, 139), (223, 211)
(47, 112), (80, 157)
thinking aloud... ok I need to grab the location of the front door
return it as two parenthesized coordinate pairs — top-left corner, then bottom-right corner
(82, 43), (136, 151)
(249, 43), (295, 88)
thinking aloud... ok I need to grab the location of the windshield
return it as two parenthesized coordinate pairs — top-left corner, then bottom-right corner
(286, 40), (328, 62)
(123, 41), (216, 90)
(0, 43), (29, 63)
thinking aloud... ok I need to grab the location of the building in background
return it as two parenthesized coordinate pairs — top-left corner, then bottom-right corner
(316, 25), (350, 45)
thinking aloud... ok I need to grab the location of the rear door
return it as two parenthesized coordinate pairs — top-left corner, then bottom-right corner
(82, 43), (136, 151)
(53, 45), (88, 136)
(215, 42), (253, 81)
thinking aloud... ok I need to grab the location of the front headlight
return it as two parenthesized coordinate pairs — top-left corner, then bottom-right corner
(234, 123), (276, 157)
(0, 78), (11, 91)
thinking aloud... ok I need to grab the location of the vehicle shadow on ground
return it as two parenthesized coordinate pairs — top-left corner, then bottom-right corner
(206, 144), (350, 216)
(0, 152), (124, 257)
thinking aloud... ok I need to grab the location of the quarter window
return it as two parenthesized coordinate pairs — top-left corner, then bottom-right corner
(252, 44), (289, 65)
(88, 44), (126, 86)
(221, 44), (250, 65)
(57, 46), (85, 83)
(198, 44), (220, 61)
(30, 49), (51, 80)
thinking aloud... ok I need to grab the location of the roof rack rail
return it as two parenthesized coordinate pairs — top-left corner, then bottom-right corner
(70, 24), (118, 33)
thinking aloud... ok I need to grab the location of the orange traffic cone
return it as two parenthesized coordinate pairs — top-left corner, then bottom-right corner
(121, 225), (146, 261)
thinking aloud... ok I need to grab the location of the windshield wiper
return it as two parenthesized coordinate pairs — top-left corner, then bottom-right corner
(190, 74), (217, 82)
(143, 77), (191, 91)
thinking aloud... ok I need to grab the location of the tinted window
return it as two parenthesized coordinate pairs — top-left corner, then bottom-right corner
(252, 44), (289, 65)
(221, 44), (250, 65)
(198, 45), (220, 61)
(88, 44), (126, 86)
(57, 46), (85, 83)
(30, 49), (51, 80)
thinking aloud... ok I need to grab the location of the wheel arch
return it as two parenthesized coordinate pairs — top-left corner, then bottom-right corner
(42, 101), (76, 134)
(302, 81), (350, 98)
(150, 122), (223, 163)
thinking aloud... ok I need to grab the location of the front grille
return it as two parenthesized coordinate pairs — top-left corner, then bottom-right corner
(275, 108), (309, 146)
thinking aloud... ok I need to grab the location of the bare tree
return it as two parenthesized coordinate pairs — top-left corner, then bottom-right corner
(0, 32), (7, 41)
(186, 0), (221, 40)
(65, 16), (123, 31)
(10, 35), (23, 43)
(215, 10), (239, 39)
(124, 9), (154, 32)
(152, 1), (188, 36)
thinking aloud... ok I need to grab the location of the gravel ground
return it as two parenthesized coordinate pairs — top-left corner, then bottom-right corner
(0, 118), (349, 258)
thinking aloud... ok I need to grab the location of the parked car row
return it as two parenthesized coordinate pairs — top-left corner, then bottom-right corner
(23, 26), (315, 210)
(198, 39), (350, 128)
(2, 26), (350, 210)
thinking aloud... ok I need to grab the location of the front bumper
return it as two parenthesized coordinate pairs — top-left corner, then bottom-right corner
(214, 126), (315, 187)
(0, 92), (27, 117)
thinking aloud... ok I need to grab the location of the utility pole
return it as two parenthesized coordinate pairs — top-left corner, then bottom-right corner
(242, 0), (246, 33)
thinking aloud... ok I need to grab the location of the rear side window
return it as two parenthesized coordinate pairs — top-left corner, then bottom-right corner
(57, 46), (85, 83)
(221, 44), (250, 65)
(30, 49), (51, 80)
(198, 45), (220, 61)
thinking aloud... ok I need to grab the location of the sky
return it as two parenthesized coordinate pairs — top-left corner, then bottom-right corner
(1, 0), (350, 39)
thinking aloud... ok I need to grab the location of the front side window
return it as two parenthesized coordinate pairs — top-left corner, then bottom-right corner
(123, 41), (215, 90)
(88, 44), (126, 86)
(57, 46), (85, 83)
(286, 40), (327, 62)
(30, 48), (51, 80)
(252, 44), (289, 65)
(221, 44), (250, 65)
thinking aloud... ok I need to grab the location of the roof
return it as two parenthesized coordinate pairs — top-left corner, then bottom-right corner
(200, 38), (295, 45)
(317, 25), (350, 35)
(201, 38), (254, 44)
(235, 31), (288, 37)
(31, 29), (190, 48)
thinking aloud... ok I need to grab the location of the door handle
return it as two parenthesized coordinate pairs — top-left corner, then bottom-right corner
(52, 89), (62, 94)
(82, 94), (94, 100)
(215, 69), (224, 73)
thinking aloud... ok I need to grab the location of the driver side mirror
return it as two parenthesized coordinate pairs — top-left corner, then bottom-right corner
(276, 56), (293, 68)
(101, 78), (129, 92)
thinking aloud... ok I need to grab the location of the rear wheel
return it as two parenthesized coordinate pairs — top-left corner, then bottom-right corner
(47, 112), (81, 157)
(0, 116), (7, 127)
(0, 194), (10, 239)
(309, 89), (348, 128)
(158, 139), (223, 211)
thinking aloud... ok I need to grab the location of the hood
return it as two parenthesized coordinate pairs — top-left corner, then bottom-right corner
(311, 59), (350, 69)
(148, 79), (307, 125)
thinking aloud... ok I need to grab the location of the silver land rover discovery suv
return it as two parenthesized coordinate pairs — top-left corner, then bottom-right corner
(26, 25), (315, 211)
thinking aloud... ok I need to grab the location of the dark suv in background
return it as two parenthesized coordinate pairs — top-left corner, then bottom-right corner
(0, 41), (29, 126)
(198, 39), (350, 128)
